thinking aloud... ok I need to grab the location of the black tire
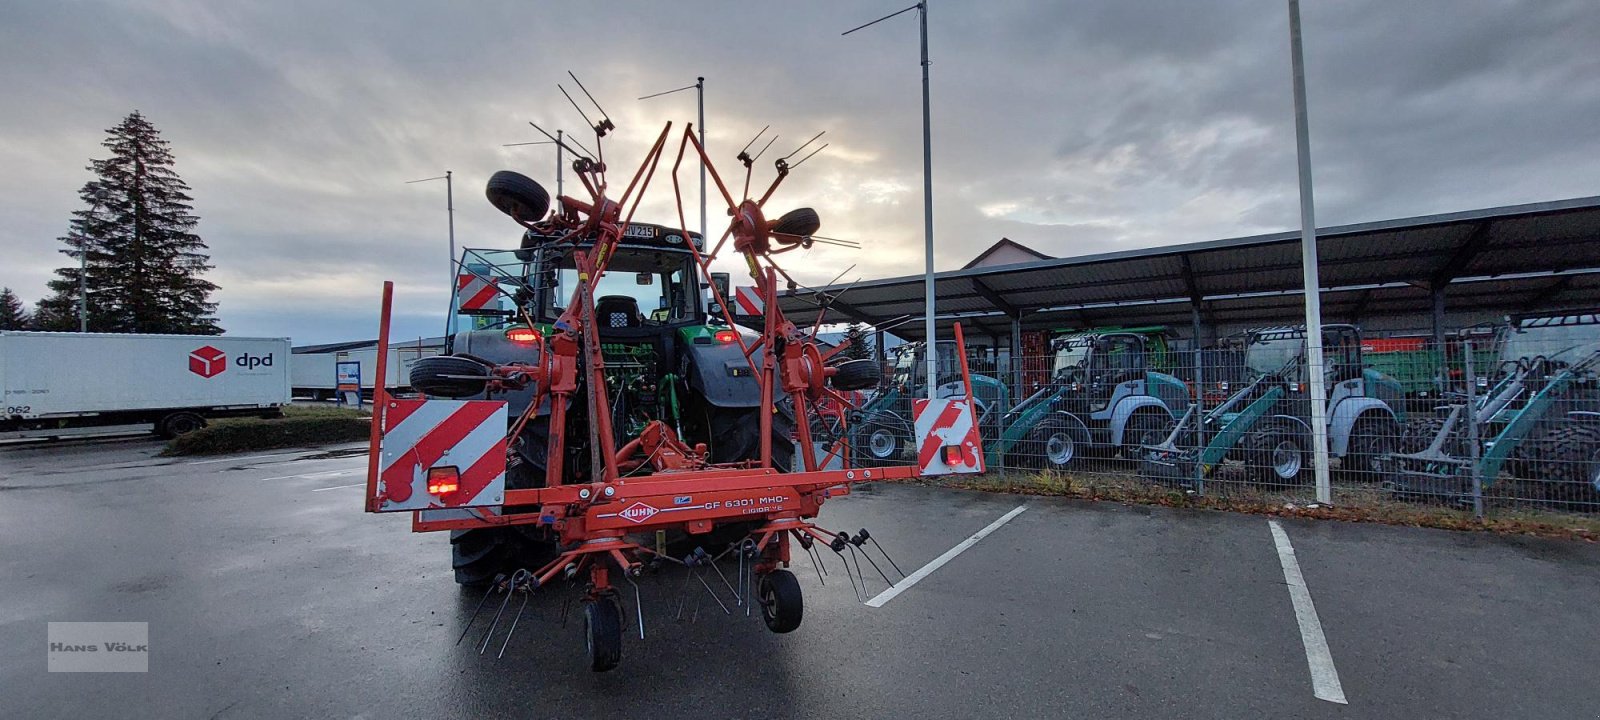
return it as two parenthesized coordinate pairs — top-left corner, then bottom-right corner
(758, 569), (804, 633)
(830, 359), (881, 391)
(485, 170), (551, 225)
(852, 417), (908, 466)
(1242, 420), (1310, 485)
(1529, 424), (1600, 502)
(1121, 411), (1171, 460)
(769, 207), (820, 238)
(410, 355), (492, 398)
(156, 412), (206, 439)
(1340, 415), (1399, 483)
(1026, 418), (1082, 471)
(583, 597), (623, 672)
(709, 406), (795, 471)
(450, 529), (513, 588)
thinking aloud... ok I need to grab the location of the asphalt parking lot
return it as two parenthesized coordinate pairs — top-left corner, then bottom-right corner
(3, 439), (1598, 719)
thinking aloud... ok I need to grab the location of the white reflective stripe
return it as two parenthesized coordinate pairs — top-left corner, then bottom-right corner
(409, 408), (508, 502)
(462, 471), (507, 505)
(378, 401), (462, 474)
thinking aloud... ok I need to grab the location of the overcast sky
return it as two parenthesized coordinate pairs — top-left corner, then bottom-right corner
(1, 0), (1595, 344)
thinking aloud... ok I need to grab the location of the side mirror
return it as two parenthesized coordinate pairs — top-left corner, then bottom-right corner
(711, 272), (731, 297)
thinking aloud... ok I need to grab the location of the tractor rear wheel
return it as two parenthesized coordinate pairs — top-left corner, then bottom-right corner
(583, 597), (623, 672)
(1341, 416), (1399, 483)
(1243, 421), (1310, 486)
(1121, 411), (1172, 460)
(758, 569), (804, 633)
(1530, 424), (1600, 502)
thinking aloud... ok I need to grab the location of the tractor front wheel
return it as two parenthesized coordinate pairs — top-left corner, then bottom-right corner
(1027, 419), (1081, 471)
(1244, 421), (1310, 486)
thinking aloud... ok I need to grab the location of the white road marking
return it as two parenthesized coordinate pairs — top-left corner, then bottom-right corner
(183, 450), (309, 465)
(311, 482), (367, 492)
(865, 504), (1027, 608)
(259, 468), (362, 482)
(1268, 520), (1348, 705)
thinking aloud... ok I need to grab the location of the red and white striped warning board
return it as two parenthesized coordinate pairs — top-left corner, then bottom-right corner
(372, 399), (508, 512)
(912, 397), (985, 475)
(456, 274), (500, 311)
(733, 285), (765, 316)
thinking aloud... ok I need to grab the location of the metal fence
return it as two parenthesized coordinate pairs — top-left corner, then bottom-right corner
(848, 327), (1600, 520)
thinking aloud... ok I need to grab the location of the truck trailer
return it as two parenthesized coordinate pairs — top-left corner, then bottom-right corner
(0, 331), (291, 438)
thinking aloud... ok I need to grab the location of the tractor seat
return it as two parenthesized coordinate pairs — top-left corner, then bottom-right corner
(596, 295), (643, 328)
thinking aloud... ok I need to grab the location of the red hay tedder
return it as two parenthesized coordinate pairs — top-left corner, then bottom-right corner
(362, 76), (984, 671)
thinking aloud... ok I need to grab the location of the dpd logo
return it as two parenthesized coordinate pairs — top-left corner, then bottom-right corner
(189, 346), (226, 378)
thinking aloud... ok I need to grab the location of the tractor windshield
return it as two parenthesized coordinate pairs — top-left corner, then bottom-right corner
(1052, 338), (1093, 378)
(1245, 332), (1304, 378)
(541, 246), (700, 325)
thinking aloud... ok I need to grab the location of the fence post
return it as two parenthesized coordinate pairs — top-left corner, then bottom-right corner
(1192, 343), (1206, 496)
(1462, 340), (1484, 520)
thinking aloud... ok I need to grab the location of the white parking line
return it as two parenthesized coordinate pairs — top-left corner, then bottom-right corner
(865, 504), (1027, 608)
(311, 482), (367, 492)
(1268, 520), (1348, 705)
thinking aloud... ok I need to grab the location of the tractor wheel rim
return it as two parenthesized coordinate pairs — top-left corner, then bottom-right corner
(1273, 441), (1302, 478)
(869, 430), (896, 458)
(1046, 433), (1074, 465)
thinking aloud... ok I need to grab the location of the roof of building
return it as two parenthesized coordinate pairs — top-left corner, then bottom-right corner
(960, 237), (1051, 270)
(777, 195), (1600, 340)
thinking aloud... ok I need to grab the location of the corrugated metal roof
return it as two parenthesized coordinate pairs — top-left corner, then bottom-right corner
(779, 196), (1600, 339)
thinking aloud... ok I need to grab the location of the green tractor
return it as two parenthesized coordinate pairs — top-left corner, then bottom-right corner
(849, 340), (1010, 466)
(1140, 324), (1405, 486)
(1385, 312), (1600, 503)
(985, 327), (1188, 470)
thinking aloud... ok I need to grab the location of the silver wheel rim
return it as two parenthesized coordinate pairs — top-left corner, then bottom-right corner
(869, 429), (897, 458)
(1590, 448), (1600, 493)
(1273, 440), (1302, 478)
(1046, 433), (1075, 466)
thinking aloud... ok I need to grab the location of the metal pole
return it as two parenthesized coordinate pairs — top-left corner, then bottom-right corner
(446, 170), (457, 339)
(697, 77), (707, 243)
(919, 1), (937, 401)
(556, 129), (564, 199)
(1462, 340), (1483, 520)
(1289, 0), (1333, 504)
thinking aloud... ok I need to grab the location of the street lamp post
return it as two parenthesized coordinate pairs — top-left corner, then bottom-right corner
(502, 128), (566, 199)
(406, 171), (456, 337)
(639, 77), (707, 242)
(845, 2), (935, 401)
(1287, 0), (1333, 505)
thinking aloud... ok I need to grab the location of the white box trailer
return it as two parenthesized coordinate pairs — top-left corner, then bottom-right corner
(290, 346), (434, 399)
(0, 331), (291, 438)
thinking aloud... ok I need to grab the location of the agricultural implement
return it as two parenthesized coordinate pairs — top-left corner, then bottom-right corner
(1384, 314), (1600, 503)
(1140, 324), (1404, 486)
(361, 78), (986, 671)
(985, 327), (1185, 470)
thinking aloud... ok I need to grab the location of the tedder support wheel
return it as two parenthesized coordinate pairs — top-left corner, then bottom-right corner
(583, 597), (623, 672)
(485, 170), (551, 226)
(758, 569), (803, 634)
(409, 355), (492, 398)
(770, 207), (821, 238)
(830, 358), (882, 391)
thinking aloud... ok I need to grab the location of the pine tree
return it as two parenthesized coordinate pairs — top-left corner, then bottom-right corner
(0, 288), (29, 330)
(840, 322), (873, 361)
(36, 111), (221, 334)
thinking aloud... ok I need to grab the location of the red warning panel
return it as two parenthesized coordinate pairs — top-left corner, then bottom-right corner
(372, 399), (508, 512)
(456, 274), (500, 311)
(913, 398), (984, 475)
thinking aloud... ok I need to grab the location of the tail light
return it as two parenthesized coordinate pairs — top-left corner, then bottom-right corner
(427, 466), (460, 495)
(505, 327), (541, 344)
(714, 330), (738, 344)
